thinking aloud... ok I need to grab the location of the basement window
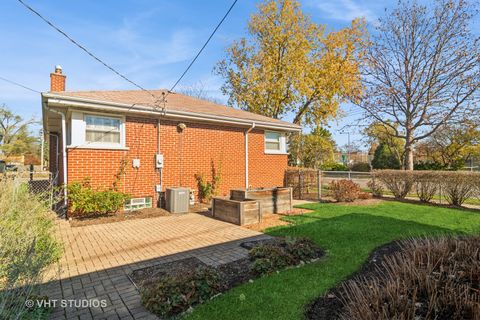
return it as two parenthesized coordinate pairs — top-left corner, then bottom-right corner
(124, 197), (153, 211)
(265, 131), (287, 154)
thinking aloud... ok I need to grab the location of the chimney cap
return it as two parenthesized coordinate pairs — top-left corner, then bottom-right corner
(54, 65), (63, 74)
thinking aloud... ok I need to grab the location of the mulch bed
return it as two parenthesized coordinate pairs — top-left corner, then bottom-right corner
(130, 237), (324, 301)
(306, 241), (402, 320)
(69, 207), (171, 227)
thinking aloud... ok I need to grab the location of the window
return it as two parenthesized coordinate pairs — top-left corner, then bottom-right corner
(85, 115), (121, 145)
(265, 131), (286, 153)
(124, 197), (152, 211)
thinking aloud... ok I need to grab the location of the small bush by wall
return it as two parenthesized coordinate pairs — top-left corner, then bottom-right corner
(329, 180), (361, 202)
(67, 179), (130, 216)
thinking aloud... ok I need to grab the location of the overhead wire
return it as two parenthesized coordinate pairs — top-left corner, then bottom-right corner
(17, 0), (239, 147)
(0, 75), (40, 93)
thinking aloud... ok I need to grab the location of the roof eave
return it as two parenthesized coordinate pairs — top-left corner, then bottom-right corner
(42, 92), (302, 132)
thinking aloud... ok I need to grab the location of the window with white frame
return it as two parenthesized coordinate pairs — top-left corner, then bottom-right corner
(85, 115), (121, 145)
(264, 131), (287, 153)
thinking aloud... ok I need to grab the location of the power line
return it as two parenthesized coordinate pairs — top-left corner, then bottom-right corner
(166, 0), (238, 95)
(0, 75), (40, 93)
(16, 0), (157, 100)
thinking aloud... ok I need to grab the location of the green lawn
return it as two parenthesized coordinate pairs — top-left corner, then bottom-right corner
(186, 201), (480, 320)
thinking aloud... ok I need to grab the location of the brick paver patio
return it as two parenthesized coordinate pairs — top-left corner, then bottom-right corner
(41, 213), (269, 319)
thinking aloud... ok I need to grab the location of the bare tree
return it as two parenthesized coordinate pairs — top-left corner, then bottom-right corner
(177, 82), (224, 105)
(357, 0), (480, 170)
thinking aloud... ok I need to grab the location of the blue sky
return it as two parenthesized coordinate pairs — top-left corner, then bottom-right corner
(0, 0), (469, 148)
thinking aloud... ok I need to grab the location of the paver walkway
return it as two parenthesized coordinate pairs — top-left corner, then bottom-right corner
(41, 213), (269, 319)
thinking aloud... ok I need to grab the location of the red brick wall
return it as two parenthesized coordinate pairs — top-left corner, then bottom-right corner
(66, 116), (288, 203)
(248, 129), (287, 188)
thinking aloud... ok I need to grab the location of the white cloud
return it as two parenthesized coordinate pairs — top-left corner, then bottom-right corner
(308, 0), (376, 23)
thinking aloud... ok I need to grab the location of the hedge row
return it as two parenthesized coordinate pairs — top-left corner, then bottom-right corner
(372, 170), (480, 206)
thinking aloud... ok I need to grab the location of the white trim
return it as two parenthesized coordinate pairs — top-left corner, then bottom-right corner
(264, 130), (287, 154)
(66, 145), (129, 151)
(245, 123), (256, 189)
(43, 93), (302, 132)
(48, 108), (68, 207)
(67, 110), (126, 149)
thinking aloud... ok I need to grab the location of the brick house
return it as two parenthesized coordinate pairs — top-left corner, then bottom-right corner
(42, 66), (301, 210)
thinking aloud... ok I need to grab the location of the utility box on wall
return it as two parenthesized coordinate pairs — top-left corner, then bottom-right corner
(165, 187), (189, 213)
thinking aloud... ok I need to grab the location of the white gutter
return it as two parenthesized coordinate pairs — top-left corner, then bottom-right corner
(48, 107), (68, 209)
(245, 123), (255, 189)
(43, 93), (302, 132)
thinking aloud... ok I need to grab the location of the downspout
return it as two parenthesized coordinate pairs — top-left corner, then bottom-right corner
(49, 108), (68, 209)
(245, 122), (255, 189)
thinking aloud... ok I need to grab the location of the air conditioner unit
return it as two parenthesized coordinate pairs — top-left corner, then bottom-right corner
(165, 187), (190, 213)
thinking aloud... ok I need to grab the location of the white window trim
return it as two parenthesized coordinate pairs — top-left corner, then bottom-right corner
(67, 110), (126, 149)
(264, 130), (287, 154)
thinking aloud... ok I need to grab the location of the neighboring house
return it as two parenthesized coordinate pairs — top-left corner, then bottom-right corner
(42, 66), (301, 209)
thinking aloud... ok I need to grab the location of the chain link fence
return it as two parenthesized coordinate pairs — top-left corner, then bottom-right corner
(1, 171), (58, 210)
(285, 169), (372, 200)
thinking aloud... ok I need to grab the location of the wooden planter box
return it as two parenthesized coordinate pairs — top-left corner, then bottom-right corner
(212, 197), (261, 226)
(230, 187), (292, 215)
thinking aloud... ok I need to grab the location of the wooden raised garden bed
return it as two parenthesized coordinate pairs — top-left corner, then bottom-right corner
(212, 198), (260, 226)
(230, 187), (293, 215)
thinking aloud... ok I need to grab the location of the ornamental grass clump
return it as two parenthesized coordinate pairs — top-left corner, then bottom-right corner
(0, 178), (61, 320)
(339, 236), (480, 320)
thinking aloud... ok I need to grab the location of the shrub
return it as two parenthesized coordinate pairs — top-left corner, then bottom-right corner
(349, 162), (371, 172)
(284, 237), (319, 262)
(414, 171), (439, 202)
(195, 161), (222, 203)
(249, 244), (295, 275)
(441, 171), (477, 206)
(414, 160), (446, 170)
(329, 180), (361, 202)
(67, 179), (130, 216)
(340, 236), (480, 320)
(141, 266), (225, 318)
(367, 179), (383, 197)
(0, 178), (61, 319)
(374, 170), (414, 198)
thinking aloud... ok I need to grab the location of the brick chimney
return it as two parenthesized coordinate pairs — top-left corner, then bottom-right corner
(50, 65), (66, 92)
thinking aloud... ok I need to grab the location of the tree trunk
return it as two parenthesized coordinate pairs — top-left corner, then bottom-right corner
(405, 146), (414, 170)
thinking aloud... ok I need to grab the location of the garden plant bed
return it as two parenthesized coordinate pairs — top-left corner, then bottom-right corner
(307, 236), (480, 320)
(306, 241), (403, 320)
(130, 237), (324, 319)
(69, 207), (171, 227)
